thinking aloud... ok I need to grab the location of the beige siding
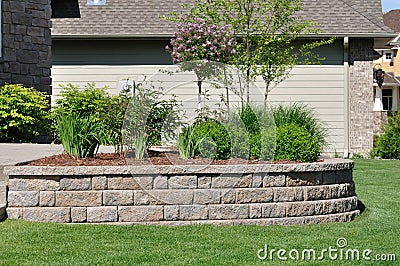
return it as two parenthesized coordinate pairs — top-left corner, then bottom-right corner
(264, 66), (346, 154)
(52, 65), (346, 154)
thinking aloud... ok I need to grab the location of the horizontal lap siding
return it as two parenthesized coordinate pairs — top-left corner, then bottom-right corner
(264, 66), (345, 153)
(52, 65), (346, 153)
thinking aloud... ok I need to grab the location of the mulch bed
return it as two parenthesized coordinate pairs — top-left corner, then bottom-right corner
(23, 149), (301, 166)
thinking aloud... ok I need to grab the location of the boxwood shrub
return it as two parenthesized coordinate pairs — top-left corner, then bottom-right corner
(274, 124), (320, 162)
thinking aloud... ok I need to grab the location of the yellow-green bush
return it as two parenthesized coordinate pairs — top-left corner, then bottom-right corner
(0, 84), (49, 142)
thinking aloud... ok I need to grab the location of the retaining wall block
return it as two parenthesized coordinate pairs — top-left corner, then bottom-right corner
(92, 176), (107, 190)
(8, 191), (39, 207)
(87, 206), (118, 223)
(60, 177), (91, 190)
(274, 187), (295, 202)
(179, 205), (208, 220)
(71, 207), (87, 223)
(209, 204), (248, 220)
(56, 191), (102, 207)
(39, 191), (55, 207)
(164, 205), (180, 221)
(194, 189), (221, 204)
(23, 207), (71, 223)
(7, 207), (22, 219)
(134, 190), (193, 205)
(103, 190), (134, 206)
(261, 203), (286, 218)
(286, 202), (315, 217)
(118, 206), (164, 222)
(168, 175), (197, 189)
(236, 188), (274, 204)
(263, 174), (286, 187)
(9, 177), (60, 191)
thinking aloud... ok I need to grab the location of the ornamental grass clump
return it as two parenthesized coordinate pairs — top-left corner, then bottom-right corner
(54, 113), (103, 158)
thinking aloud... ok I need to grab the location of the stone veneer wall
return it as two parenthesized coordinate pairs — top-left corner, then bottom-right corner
(349, 39), (375, 155)
(4, 160), (359, 225)
(1, 0), (52, 94)
(373, 111), (389, 135)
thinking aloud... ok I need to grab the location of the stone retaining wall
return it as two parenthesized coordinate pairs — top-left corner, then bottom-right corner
(4, 159), (359, 225)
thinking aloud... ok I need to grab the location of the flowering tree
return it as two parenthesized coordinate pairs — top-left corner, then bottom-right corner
(169, 0), (333, 106)
(166, 17), (237, 114)
(167, 17), (236, 64)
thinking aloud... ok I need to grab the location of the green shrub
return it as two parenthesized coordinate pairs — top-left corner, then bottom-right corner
(54, 113), (103, 158)
(98, 92), (130, 151)
(231, 104), (276, 160)
(373, 112), (400, 159)
(177, 104), (278, 161)
(52, 83), (130, 151)
(123, 84), (183, 151)
(52, 83), (110, 117)
(192, 119), (231, 160)
(0, 84), (50, 142)
(272, 103), (327, 162)
(145, 98), (182, 146)
(272, 103), (327, 149)
(275, 124), (320, 162)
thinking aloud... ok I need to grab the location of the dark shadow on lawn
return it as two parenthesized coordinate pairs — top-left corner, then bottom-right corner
(358, 200), (366, 214)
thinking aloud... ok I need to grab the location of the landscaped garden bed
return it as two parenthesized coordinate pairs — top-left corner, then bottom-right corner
(5, 158), (358, 225)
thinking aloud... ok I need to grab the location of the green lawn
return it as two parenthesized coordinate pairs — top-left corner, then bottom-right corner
(0, 160), (398, 265)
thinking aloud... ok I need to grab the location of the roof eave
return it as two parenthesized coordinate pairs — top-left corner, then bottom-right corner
(51, 32), (398, 40)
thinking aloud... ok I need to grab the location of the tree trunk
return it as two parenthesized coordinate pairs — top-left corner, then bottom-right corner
(223, 66), (230, 113)
(197, 80), (202, 112)
(246, 68), (250, 103)
(264, 79), (270, 108)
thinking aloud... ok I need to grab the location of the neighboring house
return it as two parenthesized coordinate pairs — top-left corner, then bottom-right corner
(49, 0), (395, 156)
(0, 0), (52, 94)
(373, 9), (400, 133)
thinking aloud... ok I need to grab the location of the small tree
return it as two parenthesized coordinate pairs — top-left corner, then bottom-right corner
(166, 16), (237, 115)
(168, 0), (333, 106)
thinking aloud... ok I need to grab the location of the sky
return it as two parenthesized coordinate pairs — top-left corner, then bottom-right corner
(381, 0), (400, 13)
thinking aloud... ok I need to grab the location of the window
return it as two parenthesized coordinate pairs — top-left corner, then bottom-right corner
(382, 89), (393, 111)
(384, 52), (393, 63)
(87, 0), (106, 5)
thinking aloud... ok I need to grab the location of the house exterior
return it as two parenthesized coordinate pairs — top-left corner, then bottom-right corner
(48, 0), (394, 156)
(373, 9), (400, 134)
(0, 0), (52, 94)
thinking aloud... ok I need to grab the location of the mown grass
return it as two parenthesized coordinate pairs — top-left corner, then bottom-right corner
(0, 159), (398, 265)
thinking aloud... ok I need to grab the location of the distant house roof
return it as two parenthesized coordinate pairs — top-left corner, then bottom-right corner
(383, 9), (400, 33)
(51, 0), (394, 38)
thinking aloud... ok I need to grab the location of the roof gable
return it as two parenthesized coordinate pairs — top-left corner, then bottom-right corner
(383, 9), (400, 32)
(51, 0), (394, 38)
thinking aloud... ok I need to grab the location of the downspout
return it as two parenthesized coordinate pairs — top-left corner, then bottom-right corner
(343, 37), (350, 158)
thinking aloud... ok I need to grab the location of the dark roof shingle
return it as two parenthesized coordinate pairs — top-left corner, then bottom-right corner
(51, 0), (394, 37)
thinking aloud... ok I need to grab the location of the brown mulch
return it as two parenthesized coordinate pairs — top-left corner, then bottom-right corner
(23, 149), (302, 166)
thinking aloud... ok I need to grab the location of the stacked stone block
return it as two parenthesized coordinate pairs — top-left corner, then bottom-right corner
(5, 160), (359, 225)
(1, 0), (52, 94)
